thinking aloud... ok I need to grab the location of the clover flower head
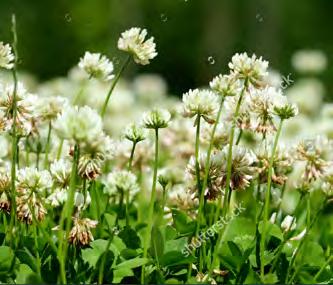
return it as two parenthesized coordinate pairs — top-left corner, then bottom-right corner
(78, 134), (115, 180)
(186, 151), (224, 200)
(16, 167), (51, 224)
(36, 96), (69, 121)
(105, 170), (139, 197)
(273, 93), (298, 120)
(249, 87), (288, 135)
(118, 27), (157, 65)
(50, 159), (72, 189)
(142, 108), (171, 129)
(0, 42), (14, 70)
(209, 74), (239, 97)
(0, 82), (36, 136)
(17, 167), (52, 193)
(54, 105), (103, 144)
(182, 89), (220, 125)
(123, 123), (147, 143)
(69, 217), (98, 246)
(79, 51), (114, 81)
(220, 145), (256, 191)
(228, 52), (268, 87)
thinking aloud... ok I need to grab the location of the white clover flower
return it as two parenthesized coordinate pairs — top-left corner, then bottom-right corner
(292, 50), (327, 74)
(249, 87), (293, 134)
(54, 106), (103, 144)
(78, 52), (114, 81)
(123, 123), (147, 143)
(69, 217), (98, 246)
(50, 159), (72, 189)
(186, 151), (224, 200)
(47, 188), (67, 207)
(17, 167), (52, 193)
(0, 82), (36, 136)
(228, 52), (268, 87)
(0, 42), (14, 70)
(220, 145), (257, 191)
(105, 170), (139, 196)
(142, 108), (171, 129)
(78, 134), (115, 180)
(209, 74), (239, 97)
(36, 96), (69, 121)
(182, 89), (219, 125)
(16, 167), (51, 224)
(281, 215), (296, 232)
(118, 27), (157, 65)
(273, 93), (298, 120)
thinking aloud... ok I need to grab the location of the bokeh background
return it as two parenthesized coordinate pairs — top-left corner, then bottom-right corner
(0, 0), (332, 97)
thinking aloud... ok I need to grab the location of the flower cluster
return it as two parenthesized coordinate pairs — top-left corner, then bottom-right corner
(118, 27), (157, 65)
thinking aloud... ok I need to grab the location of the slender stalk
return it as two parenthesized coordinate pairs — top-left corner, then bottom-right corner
(198, 97), (224, 232)
(285, 198), (327, 283)
(57, 144), (80, 284)
(141, 128), (159, 284)
(194, 115), (202, 233)
(98, 233), (114, 284)
(101, 55), (131, 117)
(57, 139), (64, 160)
(314, 255), (333, 282)
(33, 221), (41, 279)
(260, 118), (284, 279)
(72, 80), (87, 105)
(269, 193), (304, 273)
(219, 85), (246, 221)
(128, 142), (136, 171)
(43, 121), (52, 168)
(235, 129), (243, 145)
(7, 14), (19, 245)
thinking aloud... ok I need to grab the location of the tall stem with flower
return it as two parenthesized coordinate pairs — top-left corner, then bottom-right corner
(7, 15), (19, 245)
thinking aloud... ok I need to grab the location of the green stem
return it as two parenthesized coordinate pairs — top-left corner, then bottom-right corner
(98, 233), (114, 284)
(72, 81), (87, 105)
(199, 97), (224, 232)
(128, 142), (136, 171)
(101, 55), (131, 117)
(260, 118), (284, 280)
(236, 129), (243, 145)
(141, 128), (159, 284)
(286, 198), (327, 283)
(7, 14), (19, 246)
(43, 121), (52, 169)
(57, 139), (64, 160)
(314, 255), (333, 282)
(269, 193), (304, 273)
(33, 221), (41, 279)
(220, 85), (246, 221)
(57, 144), (80, 284)
(194, 115), (202, 234)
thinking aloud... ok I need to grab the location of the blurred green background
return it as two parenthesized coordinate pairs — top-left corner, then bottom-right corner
(0, 0), (332, 96)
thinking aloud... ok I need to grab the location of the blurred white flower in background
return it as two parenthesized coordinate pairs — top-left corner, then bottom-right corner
(287, 79), (324, 116)
(292, 50), (327, 74)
